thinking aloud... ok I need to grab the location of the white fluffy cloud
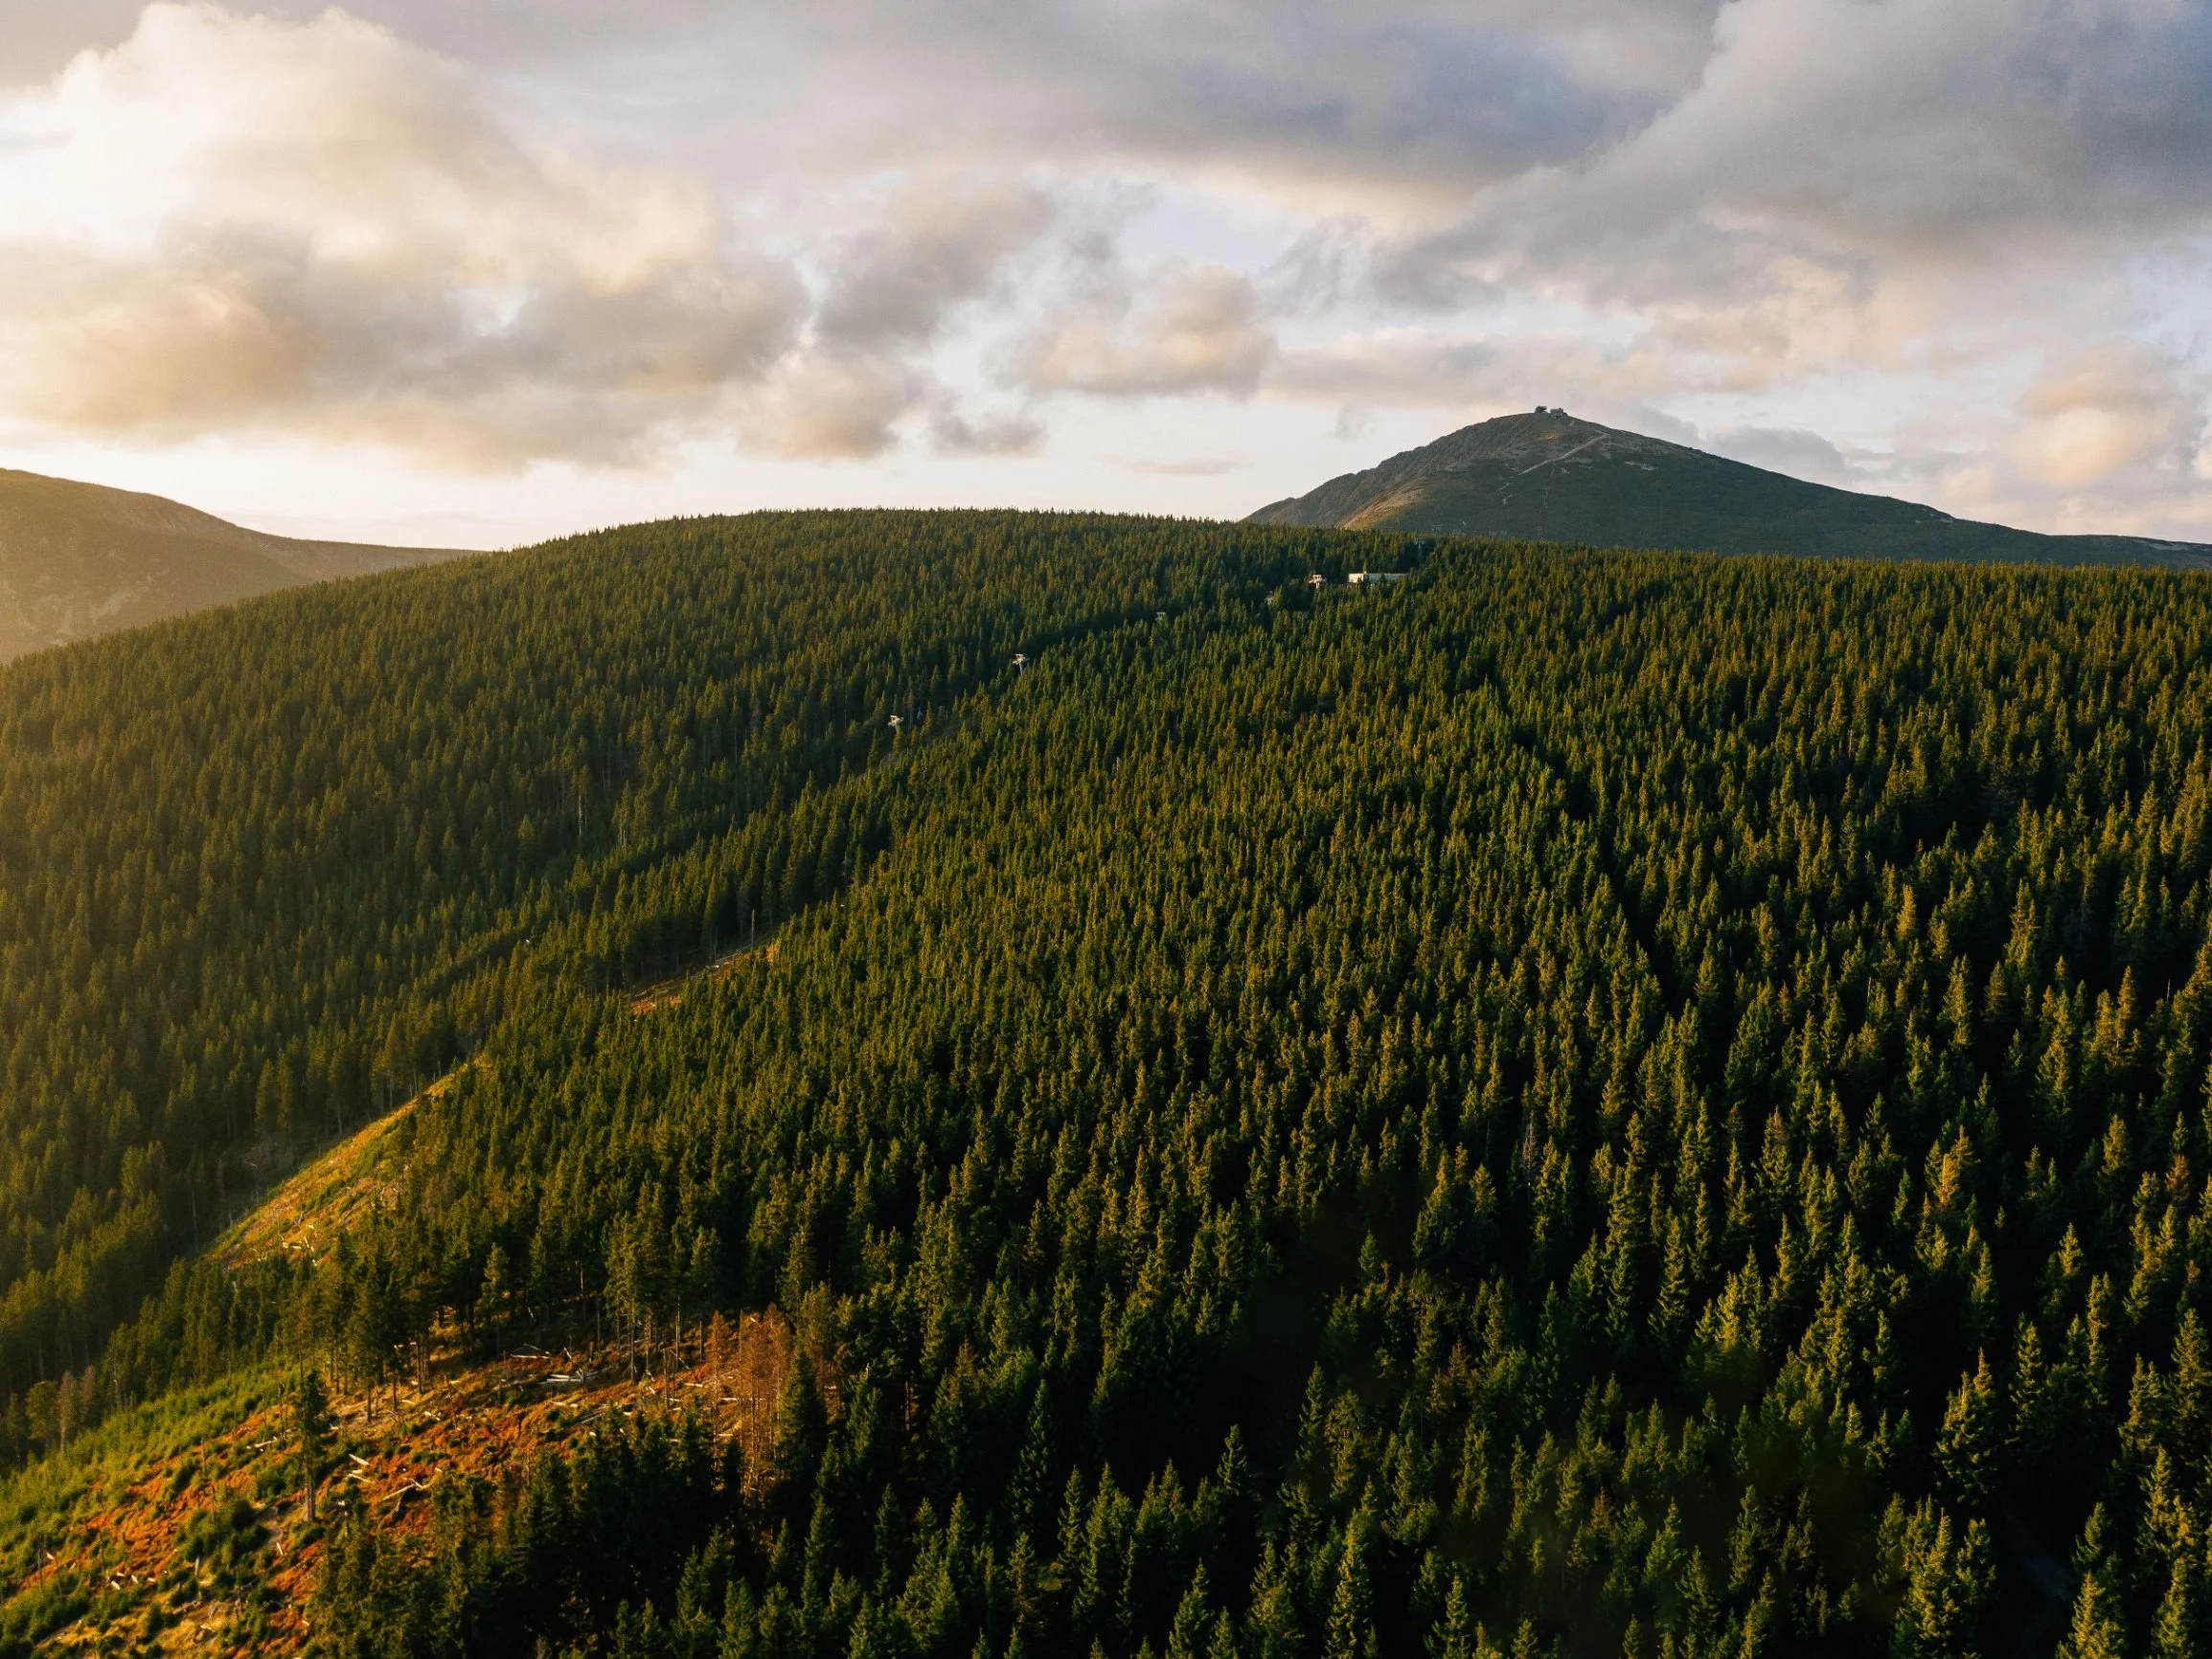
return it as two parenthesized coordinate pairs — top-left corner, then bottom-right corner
(0, 4), (809, 465)
(1022, 261), (1276, 398)
(2007, 345), (2199, 489)
(0, 6), (1078, 466)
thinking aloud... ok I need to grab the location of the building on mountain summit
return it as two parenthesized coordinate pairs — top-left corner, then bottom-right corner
(1347, 570), (1408, 585)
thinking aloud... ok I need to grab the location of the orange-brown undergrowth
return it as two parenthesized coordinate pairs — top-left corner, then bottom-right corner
(36, 946), (801, 1653)
(38, 1311), (797, 1655)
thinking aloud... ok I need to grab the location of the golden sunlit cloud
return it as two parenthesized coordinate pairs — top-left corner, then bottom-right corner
(0, 4), (800, 466)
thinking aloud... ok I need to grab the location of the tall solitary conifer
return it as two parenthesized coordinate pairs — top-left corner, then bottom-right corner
(295, 1368), (332, 1525)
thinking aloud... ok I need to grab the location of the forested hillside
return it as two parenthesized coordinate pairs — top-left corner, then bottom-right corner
(0, 511), (1360, 1409)
(7, 513), (2212, 1659)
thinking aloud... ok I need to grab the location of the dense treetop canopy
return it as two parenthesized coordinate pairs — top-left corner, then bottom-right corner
(0, 511), (1353, 1398)
(5, 511), (2212, 1658)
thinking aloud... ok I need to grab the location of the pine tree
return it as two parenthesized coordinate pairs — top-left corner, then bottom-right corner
(1890, 1502), (1992, 1659)
(1009, 1382), (1055, 1536)
(1245, 1543), (1303, 1659)
(1324, 1515), (1377, 1659)
(2150, 1557), (2195, 1659)
(34, 523), (2212, 1654)
(2056, 1574), (2124, 1659)
(1935, 1355), (1998, 1509)
(771, 1358), (829, 1503)
(1169, 1568), (1217, 1659)
(1428, 1577), (1474, 1659)
(295, 1368), (332, 1526)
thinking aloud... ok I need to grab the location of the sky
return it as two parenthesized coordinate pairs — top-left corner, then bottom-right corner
(0, 0), (2209, 550)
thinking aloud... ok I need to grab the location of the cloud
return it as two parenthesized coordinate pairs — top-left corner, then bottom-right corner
(814, 179), (1057, 349)
(1272, 330), (1501, 406)
(928, 401), (1044, 457)
(2008, 344), (2201, 488)
(1022, 261), (1275, 398)
(9, 1), (2212, 537)
(1271, 327), (1688, 415)
(696, 2), (1687, 212)
(1701, 425), (1849, 484)
(12, 3), (1710, 198)
(1116, 457), (1243, 476)
(752, 175), (1062, 457)
(1656, 0), (2212, 251)
(0, 3), (815, 467)
(731, 347), (917, 461)
(1372, 0), (2212, 356)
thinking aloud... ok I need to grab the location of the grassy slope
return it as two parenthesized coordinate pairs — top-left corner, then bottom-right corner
(215, 1100), (426, 1276)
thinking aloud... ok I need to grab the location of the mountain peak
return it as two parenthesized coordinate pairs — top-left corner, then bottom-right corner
(1380, 408), (1689, 477)
(1248, 413), (2209, 569)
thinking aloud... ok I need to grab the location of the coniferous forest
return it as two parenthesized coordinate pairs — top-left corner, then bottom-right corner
(6, 510), (2212, 1658)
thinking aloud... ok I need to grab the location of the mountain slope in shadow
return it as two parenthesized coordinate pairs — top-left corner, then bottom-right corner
(0, 467), (478, 661)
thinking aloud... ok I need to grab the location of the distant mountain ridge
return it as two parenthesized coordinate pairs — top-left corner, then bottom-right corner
(0, 466), (477, 661)
(1249, 410), (2212, 569)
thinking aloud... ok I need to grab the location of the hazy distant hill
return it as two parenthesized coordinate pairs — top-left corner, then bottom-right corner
(1249, 409), (2212, 568)
(0, 466), (477, 660)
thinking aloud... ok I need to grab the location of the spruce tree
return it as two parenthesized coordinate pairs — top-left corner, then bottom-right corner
(295, 1368), (333, 1526)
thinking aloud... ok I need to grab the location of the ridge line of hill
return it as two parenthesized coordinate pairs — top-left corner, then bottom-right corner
(0, 466), (478, 662)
